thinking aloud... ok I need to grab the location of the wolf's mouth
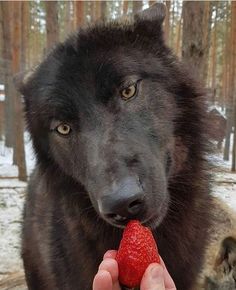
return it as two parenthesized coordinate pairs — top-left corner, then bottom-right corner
(107, 214), (128, 223)
(106, 207), (168, 230)
(100, 191), (169, 229)
(105, 212), (160, 229)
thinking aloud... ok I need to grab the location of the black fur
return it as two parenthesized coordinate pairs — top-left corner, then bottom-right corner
(20, 5), (213, 290)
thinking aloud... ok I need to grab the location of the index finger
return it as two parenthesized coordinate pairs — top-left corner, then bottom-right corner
(103, 250), (117, 260)
(159, 256), (176, 289)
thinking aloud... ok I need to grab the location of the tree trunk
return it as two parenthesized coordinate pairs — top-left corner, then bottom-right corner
(182, 1), (211, 82)
(0, 2), (14, 148)
(90, 1), (96, 23)
(123, 1), (129, 15)
(202, 1), (212, 85)
(101, 1), (107, 21)
(221, 2), (230, 111)
(175, 9), (182, 57)
(12, 2), (27, 181)
(0, 3), (3, 140)
(74, 1), (84, 28)
(164, 0), (171, 45)
(64, 1), (73, 35)
(224, 2), (236, 163)
(230, 2), (236, 171)
(45, 1), (59, 50)
(0, 2), (2, 58)
(21, 1), (29, 71)
(149, 1), (156, 6)
(210, 3), (218, 104)
(133, 1), (143, 14)
(95, 1), (101, 21)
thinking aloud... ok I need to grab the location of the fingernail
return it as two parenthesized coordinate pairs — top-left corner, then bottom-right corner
(151, 265), (163, 283)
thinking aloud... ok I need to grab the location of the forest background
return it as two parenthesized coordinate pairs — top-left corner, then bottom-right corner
(0, 0), (236, 181)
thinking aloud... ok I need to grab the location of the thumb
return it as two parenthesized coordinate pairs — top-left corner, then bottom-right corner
(140, 263), (165, 290)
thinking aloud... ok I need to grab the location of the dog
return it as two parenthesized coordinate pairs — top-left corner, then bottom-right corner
(18, 4), (213, 290)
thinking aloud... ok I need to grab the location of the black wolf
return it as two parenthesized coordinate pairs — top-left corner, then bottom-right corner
(18, 4), (213, 290)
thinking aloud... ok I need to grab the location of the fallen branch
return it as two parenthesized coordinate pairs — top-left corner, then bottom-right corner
(0, 187), (26, 189)
(214, 180), (236, 184)
(0, 177), (19, 179)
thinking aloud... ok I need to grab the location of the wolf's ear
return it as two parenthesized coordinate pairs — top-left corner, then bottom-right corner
(14, 69), (36, 97)
(134, 3), (166, 26)
(133, 3), (166, 40)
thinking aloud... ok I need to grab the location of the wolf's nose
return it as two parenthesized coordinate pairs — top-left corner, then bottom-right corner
(98, 176), (144, 223)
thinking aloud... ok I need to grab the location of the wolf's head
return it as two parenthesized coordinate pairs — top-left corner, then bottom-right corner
(18, 4), (206, 229)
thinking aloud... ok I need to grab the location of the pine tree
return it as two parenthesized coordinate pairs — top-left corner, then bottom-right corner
(224, 2), (235, 162)
(182, 1), (212, 83)
(12, 2), (27, 181)
(0, 2), (14, 148)
(230, 2), (236, 171)
(133, 1), (143, 14)
(21, 1), (29, 71)
(45, 1), (59, 50)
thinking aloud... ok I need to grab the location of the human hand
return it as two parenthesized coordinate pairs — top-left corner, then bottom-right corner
(93, 250), (176, 290)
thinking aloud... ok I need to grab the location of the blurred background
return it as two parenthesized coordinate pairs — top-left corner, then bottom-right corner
(1, 1), (236, 181)
(0, 1), (236, 289)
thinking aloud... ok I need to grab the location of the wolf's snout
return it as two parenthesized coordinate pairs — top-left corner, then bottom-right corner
(98, 176), (145, 224)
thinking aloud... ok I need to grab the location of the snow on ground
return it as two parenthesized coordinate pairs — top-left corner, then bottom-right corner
(0, 135), (236, 287)
(214, 181), (236, 210)
(0, 188), (25, 274)
(0, 132), (35, 178)
(209, 153), (236, 212)
(0, 134), (34, 285)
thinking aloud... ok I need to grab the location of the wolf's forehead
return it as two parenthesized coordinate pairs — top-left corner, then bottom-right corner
(59, 44), (142, 87)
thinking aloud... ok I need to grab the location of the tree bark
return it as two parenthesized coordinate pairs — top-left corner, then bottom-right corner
(149, 1), (156, 6)
(123, 1), (129, 15)
(175, 9), (182, 57)
(21, 1), (29, 71)
(74, 1), (84, 28)
(221, 2), (230, 111)
(224, 2), (236, 163)
(210, 3), (218, 104)
(0, 4), (3, 140)
(182, 1), (211, 82)
(45, 1), (59, 50)
(0, 2), (14, 148)
(90, 1), (96, 23)
(95, 1), (101, 21)
(164, 0), (171, 45)
(133, 1), (143, 14)
(0, 2), (2, 59)
(230, 2), (236, 171)
(202, 1), (213, 84)
(101, 1), (107, 21)
(12, 2), (27, 181)
(64, 1), (72, 36)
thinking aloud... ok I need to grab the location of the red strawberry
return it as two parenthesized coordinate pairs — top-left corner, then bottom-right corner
(116, 220), (160, 288)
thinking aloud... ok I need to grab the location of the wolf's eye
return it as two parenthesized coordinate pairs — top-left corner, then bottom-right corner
(56, 124), (71, 135)
(121, 84), (137, 100)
